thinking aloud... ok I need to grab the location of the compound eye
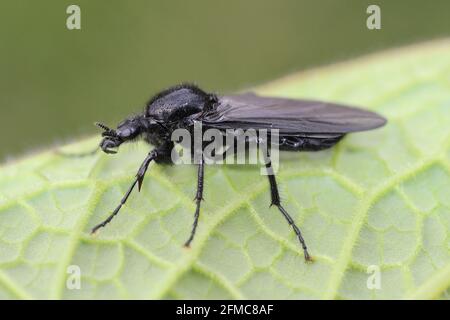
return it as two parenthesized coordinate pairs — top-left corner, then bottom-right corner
(118, 127), (134, 138)
(117, 121), (139, 139)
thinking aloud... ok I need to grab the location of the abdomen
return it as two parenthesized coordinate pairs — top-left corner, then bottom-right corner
(279, 135), (344, 151)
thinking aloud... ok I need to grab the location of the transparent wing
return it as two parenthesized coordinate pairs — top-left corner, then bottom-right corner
(201, 93), (386, 136)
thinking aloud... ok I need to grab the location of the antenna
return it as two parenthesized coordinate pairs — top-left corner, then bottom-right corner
(94, 122), (117, 137)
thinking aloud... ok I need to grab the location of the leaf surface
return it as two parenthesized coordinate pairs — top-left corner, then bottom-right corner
(1, 40), (450, 299)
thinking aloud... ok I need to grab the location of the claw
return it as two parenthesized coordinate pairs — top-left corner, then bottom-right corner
(91, 227), (100, 236)
(136, 166), (146, 191)
(304, 252), (314, 263)
(136, 151), (157, 191)
(137, 175), (144, 192)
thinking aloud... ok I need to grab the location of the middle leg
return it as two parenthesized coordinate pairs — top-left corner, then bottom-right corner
(265, 161), (312, 261)
(184, 156), (205, 247)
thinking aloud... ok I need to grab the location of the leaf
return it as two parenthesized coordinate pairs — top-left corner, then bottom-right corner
(1, 40), (450, 300)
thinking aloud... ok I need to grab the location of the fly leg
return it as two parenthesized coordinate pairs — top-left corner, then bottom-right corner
(184, 156), (205, 247)
(91, 149), (158, 234)
(265, 160), (312, 262)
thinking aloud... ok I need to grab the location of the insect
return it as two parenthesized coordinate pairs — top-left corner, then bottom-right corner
(87, 84), (386, 261)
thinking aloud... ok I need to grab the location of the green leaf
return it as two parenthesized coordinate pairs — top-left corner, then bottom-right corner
(1, 40), (450, 300)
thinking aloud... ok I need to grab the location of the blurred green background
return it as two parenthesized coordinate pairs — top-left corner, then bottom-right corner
(1, 0), (449, 160)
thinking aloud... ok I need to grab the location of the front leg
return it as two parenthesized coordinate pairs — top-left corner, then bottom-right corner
(91, 147), (161, 234)
(184, 156), (205, 247)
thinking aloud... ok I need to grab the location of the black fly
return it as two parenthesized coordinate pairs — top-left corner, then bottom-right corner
(85, 84), (386, 262)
